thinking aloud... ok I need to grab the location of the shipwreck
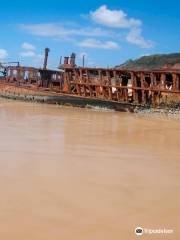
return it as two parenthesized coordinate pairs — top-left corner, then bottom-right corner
(0, 48), (180, 112)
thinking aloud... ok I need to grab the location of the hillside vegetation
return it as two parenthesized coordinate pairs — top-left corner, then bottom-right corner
(116, 53), (180, 70)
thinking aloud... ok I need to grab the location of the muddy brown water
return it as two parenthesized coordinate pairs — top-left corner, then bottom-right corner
(0, 98), (179, 240)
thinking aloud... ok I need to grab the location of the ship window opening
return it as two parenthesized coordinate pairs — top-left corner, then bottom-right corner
(24, 71), (29, 81)
(110, 76), (116, 87)
(128, 78), (132, 85)
(177, 75), (180, 90)
(0, 68), (4, 77)
(13, 70), (17, 75)
(136, 76), (141, 87)
(156, 74), (161, 83)
(101, 72), (106, 85)
(127, 73), (131, 81)
(121, 76), (128, 86)
(89, 70), (97, 79)
(145, 75), (151, 86)
(76, 69), (80, 78)
(166, 74), (173, 87)
(135, 76), (142, 103)
(110, 71), (114, 78)
(8, 69), (11, 77)
(52, 74), (56, 80)
(102, 71), (106, 76)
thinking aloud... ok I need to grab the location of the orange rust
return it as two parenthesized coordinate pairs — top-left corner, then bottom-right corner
(0, 50), (180, 108)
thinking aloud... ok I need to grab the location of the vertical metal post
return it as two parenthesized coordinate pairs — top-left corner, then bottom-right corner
(140, 72), (145, 104)
(82, 55), (85, 68)
(43, 48), (50, 70)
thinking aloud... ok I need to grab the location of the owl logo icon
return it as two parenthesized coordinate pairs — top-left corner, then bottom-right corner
(135, 227), (143, 236)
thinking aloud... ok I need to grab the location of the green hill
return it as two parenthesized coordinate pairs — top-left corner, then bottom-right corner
(116, 53), (180, 70)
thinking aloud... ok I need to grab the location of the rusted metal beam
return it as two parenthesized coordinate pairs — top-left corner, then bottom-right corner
(2, 59), (180, 107)
(43, 48), (50, 70)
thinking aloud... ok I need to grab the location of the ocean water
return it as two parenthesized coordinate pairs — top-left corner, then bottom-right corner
(0, 98), (179, 240)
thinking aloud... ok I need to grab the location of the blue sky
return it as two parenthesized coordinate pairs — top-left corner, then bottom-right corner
(0, 0), (180, 68)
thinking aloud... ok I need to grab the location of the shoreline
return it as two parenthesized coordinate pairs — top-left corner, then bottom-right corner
(0, 85), (180, 116)
(0, 86), (134, 112)
(134, 106), (180, 117)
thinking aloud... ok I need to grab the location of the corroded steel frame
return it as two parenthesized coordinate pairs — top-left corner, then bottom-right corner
(0, 64), (180, 107)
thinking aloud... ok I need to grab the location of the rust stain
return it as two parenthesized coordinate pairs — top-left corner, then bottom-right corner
(0, 48), (180, 107)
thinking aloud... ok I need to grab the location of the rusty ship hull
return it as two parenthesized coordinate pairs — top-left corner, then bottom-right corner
(0, 83), (134, 112)
(0, 49), (180, 112)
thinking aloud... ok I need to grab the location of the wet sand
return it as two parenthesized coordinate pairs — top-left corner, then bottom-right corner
(0, 98), (179, 239)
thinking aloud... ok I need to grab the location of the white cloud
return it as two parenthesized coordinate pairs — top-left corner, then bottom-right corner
(20, 42), (43, 58)
(22, 42), (36, 50)
(19, 23), (113, 38)
(126, 28), (155, 48)
(18, 6), (155, 50)
(90, 5), (141, 28)
(20, 24), (63, 37)
(90, 5), (155, 49)
(20, 51), (36, 57)
(0, 49), (8, 60)
(79, 38), (120, 49)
